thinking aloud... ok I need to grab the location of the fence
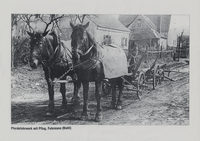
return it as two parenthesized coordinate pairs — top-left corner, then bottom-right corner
(146, 50), (174, 60)
(124, 49), (174, 60)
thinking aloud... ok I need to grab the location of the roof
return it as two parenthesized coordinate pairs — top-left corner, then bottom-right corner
(126, 15), (161, 40)
(118, 15), (137, 27)
(147, 15), (171, 33)
(118, 15), (171, 33)
(87, 14), (130, 32)
(130, 29), (161, 40)
(142, 15), (157, 31)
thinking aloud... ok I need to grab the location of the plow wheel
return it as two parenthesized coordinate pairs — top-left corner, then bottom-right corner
(153, 64), (159, 90)
(159, 70), (165, 83)
(137, 72), (145, 100)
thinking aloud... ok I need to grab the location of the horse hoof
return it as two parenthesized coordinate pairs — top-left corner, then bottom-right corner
(116, 105), (122, 110)
(109, 104), (116, 109)
(71, 98), (81, 106)
(61, 108), (68, 113)
(61, 104), (68, 112)
(73, 100), (81, 106)
(81, 113), (89, 120)
(45, 112), (53, 117)
(95, 112), (103, 122)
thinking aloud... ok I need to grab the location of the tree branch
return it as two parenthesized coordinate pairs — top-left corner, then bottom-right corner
(20, 14), (34, 32)
(41, 14), (65, 32)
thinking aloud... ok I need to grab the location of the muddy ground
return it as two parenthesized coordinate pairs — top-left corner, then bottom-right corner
(11, 59), (189, 125)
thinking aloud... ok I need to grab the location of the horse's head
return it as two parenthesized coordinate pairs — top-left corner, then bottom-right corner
(70, 22), (91, 63)
(27, 30), (49, 69)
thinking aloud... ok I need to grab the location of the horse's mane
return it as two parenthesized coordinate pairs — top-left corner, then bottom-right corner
(86, 31), (96, 46)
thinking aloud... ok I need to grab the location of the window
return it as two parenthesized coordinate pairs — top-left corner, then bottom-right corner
(121, 37), (125, 47)
(103, 35), (111, 45)
(121, 37), (128, 47)
(125, 38), (127, 46)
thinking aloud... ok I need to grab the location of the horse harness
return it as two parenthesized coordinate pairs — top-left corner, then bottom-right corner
(41, 39), (99, 85)
(40, 37), (71, 85)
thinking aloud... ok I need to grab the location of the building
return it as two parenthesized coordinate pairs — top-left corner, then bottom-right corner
(79, 15), (130, 49)
(118, 15), (172, 51)
(57, 14), (130, 50)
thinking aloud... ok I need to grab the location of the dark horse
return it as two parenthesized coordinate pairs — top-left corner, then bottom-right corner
(27, 30), (81, 116)
(70, 22), (124, 121)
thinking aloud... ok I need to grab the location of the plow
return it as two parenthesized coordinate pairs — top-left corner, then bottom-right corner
(102, 53), (189, 99)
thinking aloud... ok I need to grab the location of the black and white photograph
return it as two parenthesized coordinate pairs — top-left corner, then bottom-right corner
(11, 14), (190, 125)
(1, 0), (200, 141)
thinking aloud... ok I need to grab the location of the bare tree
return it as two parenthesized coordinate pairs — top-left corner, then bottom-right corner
(38, 14), (65, 32)
(20, 14), (36, 32)
(11, 14), (21, 29)
(75, 14), (96, 23)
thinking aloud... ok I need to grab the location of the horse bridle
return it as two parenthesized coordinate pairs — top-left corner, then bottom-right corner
(80, 44), (94, 56)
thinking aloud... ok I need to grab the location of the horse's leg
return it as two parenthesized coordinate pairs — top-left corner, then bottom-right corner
(81, 81), (89, 120)
(60, 82), (68, 112)
(71, 80), (81, 106)
(116, 78), (124, 110)
(110, 79), (116, 109)
(46, 80), (55, 116)
(42, 67), (55, 116)
(94, 80), (103, 122)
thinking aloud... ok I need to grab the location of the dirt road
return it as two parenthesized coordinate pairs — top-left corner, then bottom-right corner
(11, 60), (189, 125)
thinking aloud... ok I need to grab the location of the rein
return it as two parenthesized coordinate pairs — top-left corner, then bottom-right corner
(81, 44), (94, 56)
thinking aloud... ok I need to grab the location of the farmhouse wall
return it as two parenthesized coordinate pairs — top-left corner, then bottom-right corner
(83, 16), (130, 49)
(160, 38), (167, 49)
(128, 15), (155, 33)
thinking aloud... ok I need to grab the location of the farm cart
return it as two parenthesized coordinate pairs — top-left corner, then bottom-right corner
(102, 53), (147, 100)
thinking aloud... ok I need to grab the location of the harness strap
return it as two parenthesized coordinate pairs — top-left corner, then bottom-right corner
(82, 44), (94, 56)
(61, 41), (72, 60)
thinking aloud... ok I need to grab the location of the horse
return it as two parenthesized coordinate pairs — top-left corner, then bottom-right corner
(70, 22), (126, 122)
(27, 30), (81, 116)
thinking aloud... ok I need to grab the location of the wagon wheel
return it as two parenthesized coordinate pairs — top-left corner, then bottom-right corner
(153, 64), (159, 90)
(137, 72), (145, 100)
(160, 70), (165, 83)
(102, 80), (111, 96)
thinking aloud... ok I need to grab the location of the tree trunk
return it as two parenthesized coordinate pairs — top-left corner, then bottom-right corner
(11, 27), (15, 68)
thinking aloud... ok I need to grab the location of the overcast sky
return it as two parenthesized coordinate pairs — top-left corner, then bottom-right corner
(170, 15), (190, 35)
